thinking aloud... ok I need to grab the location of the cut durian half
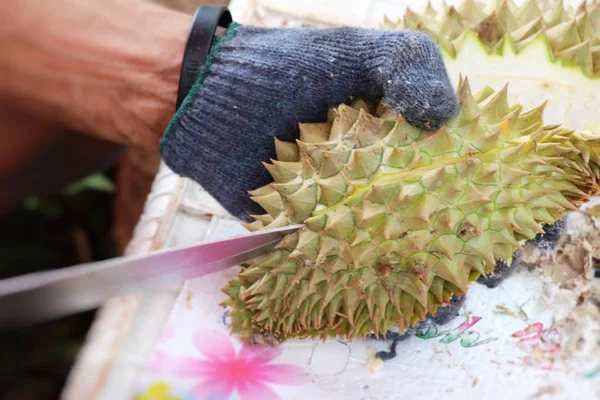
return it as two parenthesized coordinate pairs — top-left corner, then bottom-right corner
(381, 0), (600, 132)
(222, 77), (600, 342)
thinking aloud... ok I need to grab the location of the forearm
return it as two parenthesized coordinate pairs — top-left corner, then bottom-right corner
(0, 0), (191, 149)
(0, 104), (66, 175)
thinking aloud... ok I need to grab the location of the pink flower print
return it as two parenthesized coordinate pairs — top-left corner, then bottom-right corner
(146, 329), (306, 400)
(512, 323), (561, 353)
(510, 323), (561, 370)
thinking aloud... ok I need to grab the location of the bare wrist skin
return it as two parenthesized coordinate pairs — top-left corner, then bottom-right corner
(0, 0), (192, 149)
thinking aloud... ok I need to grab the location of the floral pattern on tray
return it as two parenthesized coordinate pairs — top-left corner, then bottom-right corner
(142, 328), (306, 400)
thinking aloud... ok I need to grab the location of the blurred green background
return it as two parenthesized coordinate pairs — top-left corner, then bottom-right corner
(0, 172), (117, 399)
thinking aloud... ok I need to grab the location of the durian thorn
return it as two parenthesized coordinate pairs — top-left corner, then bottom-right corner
(242, 220), (264, 232)
(315, 149), (500, 217)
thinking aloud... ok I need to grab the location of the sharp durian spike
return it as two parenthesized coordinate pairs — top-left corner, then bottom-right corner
(439, 6), (467, 40)
(349, 98), (377, 113)
(514, 204), (546, 235)
(440, 0), (450, 15)
(366, 182), (401, 205)
(475, 85), (497, 103)
(380, 214), (404, 240)
(464, 233), (496, 266)
(506, 0), (520, 14)
(557, 40), (593, 75)
(433, 258), (469, 292)
(268, 160), (301, 183)
(282, 181), (318, 223)
(515, 101), (547, 135)
(272, 176), (303, 196)
(456, 76), (480, 124)
(473, 12), (507, 48)
(398, 277), (428, 311)
(251, 213), (274, 225)
(329, 104), (360, 141)
(383, 115), (422, 146)
(248, 183), (275, 197)
(544, 0), (569, 27)
(497, 227), (523, 249)
(576, 0), (589, 16)
(576, 10), (594, 38)
(242, 220), (265, 232)
(318, 249), (346, 275)
(274, 138), (299, 162)
(479, 83), (510, 123)
(299, 122), (333, 144)
(270, 274), (289, 300)
(323, 205), (355, 240)
(250, 192), (283, 219)
(437, 32), (459, 57)
(381, 14), (396, 29)
(375, 102), (398, 120)
(423, 0), (438, 19)
(403, 7), (423, 30)
(515, 0), (543, 25)
(296, 140), (324, 171)
(546, 19), (582, 51)
(510, 16), (544, 49)
(326, 105), (337, 122)
(344, 146), (383, 179)
(537, 0), (553, 15)
(495, 0), (519, 30)
(319, 149), (351, 179)
(344, 109), (392, 148)
(590, 3), (600, 36)
(304, 213), (327, 231)
(457, 0), (487, 25)
(317, 173), (350, 206)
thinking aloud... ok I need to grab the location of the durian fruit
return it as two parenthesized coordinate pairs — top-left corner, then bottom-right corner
(381, 0), (600, 132)
(221, 77), (600, 342)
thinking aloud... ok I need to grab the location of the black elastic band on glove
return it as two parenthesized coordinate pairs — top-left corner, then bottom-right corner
(176, 6), (232, 109)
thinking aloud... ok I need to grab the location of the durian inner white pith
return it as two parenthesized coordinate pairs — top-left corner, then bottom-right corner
(445, 35), (600, 131)
(381, 0), (600, 132)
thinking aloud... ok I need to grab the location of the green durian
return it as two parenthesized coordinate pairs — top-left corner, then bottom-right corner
(221, 77), (600, 343)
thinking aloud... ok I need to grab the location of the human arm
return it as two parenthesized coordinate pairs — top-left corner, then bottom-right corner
(0, 0), (191, 150)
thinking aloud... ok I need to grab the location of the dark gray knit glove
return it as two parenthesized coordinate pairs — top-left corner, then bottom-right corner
(160, 22), (459, 222)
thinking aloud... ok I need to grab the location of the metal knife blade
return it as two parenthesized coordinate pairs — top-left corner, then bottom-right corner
(0, 224), (302, 329)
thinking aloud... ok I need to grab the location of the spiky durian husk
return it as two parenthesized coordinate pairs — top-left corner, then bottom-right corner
(221, 77), (600, 342)
(381, 0), (600, 77)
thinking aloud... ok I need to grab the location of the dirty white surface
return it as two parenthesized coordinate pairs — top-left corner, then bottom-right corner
(132, 208), (600, 400)
(65, 1), (600, 399)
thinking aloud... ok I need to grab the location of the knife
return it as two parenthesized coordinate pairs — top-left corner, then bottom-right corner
(0, 224), (302, 330)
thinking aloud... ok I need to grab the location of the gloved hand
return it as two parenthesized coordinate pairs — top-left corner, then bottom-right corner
(160, 22), (459, 222)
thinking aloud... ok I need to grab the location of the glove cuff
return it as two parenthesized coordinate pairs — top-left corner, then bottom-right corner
(160, 21), (241, 153)
(160, 21), (268, 221)
(176, 6), (233, 109)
